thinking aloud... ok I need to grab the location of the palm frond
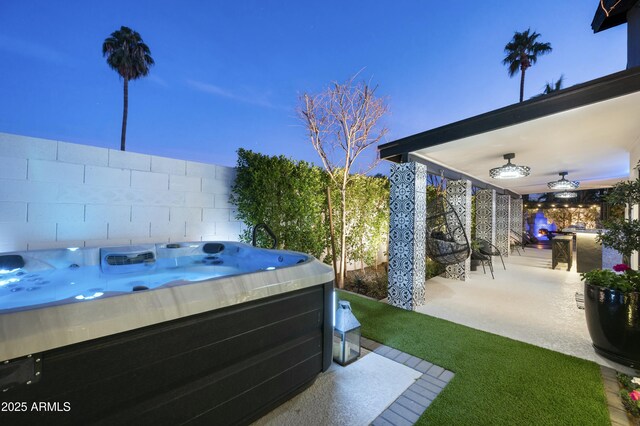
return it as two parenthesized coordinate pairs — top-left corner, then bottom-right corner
(102, 26), (154, 80)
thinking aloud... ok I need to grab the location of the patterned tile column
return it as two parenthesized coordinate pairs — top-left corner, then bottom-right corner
(495, 195), (511, 257)
(510, 198), (523, 243)
(475, 189), (496, 245)
(444, 180), (472, 281)
(388, 162), (427, 310)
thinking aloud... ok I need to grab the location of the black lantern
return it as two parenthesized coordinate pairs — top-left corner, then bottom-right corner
(333, 300), (361, 366)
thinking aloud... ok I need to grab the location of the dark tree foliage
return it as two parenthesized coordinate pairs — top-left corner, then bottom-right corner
(230, 149), (329, 259)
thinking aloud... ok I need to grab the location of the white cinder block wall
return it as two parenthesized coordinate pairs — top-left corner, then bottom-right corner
(0, 133), (243, 253)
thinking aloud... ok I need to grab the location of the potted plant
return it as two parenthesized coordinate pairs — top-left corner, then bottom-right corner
(581, 163), (640, 367)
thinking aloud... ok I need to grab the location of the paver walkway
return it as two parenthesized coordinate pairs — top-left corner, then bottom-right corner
(362, 338), (454, 426)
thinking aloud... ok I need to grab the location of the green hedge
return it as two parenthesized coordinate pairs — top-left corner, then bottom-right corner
(230, 148), (328, 259)
(230, 149), (389, 268)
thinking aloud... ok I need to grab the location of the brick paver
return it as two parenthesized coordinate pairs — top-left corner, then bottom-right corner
(362, 339), (455, 426)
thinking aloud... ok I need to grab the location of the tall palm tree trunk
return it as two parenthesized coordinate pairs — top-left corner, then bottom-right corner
(519, 68), (526, 102)
(121, 77), (129, 151)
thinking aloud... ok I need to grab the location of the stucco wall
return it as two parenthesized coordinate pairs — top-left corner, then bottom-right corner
(0, 133), (242, 252)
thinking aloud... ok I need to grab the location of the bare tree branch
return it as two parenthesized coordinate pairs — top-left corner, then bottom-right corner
(297, 74), (389, 288)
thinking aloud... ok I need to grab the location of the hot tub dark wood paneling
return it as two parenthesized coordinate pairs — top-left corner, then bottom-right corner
(1, 282), (333, 425)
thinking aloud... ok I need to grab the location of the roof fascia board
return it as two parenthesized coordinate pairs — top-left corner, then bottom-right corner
(379, 67), (640, 160)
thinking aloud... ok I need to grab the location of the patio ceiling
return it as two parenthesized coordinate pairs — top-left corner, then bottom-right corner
(379, 67), (640, 196)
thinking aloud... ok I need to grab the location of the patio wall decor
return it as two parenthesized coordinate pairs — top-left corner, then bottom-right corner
(388, 162), (427, 310)
(444, 179), (472, 281)
(495, 195), (511, 256)
(475, 189), (497, 245)
(510, 198), (523, 240)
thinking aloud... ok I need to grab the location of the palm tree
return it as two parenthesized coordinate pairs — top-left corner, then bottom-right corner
(530, 75), (565, 99)
(102, 26), (154, 151)
(542, 75), (564, 94)
(503, 29), (552, 102)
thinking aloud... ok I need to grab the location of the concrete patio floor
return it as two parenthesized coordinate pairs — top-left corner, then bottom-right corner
(415, 246), (638, 375)
(253, 350), (422, 426)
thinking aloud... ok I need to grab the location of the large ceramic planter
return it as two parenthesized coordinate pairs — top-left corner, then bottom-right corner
(584, 282), (640, 368)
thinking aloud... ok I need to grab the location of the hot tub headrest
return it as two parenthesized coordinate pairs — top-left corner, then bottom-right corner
(0, 255), (25, 271)
(203, 243), (225, 254)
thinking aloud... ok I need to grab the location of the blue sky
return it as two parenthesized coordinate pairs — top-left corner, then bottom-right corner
(0, 1), (627, 173)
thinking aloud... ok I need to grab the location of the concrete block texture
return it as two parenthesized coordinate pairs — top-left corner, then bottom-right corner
(0, 180), (59, 203)
(202, 177), (231, 194)
(215, 221), (243, 239)
(0, 134), (238, 251)
(28, 159), (84, 184)
(85, 204), (131, 223)
(170, 207), (202, 222)
(57, 221), (107, 241)
(150, 221), (186, 239)
(151, 155), (186, 175)
(185, 191), (215, 208)
(108, 149), (151, 171)
(58, 141), (108, 167)
(186, 222), (216, 240)
(203, 208), (232, 223)
(84, 238), (132, 249)
(85, 166), (130, 188)
(28, 202), (84, 223)
(185, 161), (217, 178)
(28, 240), (85, 250)
(131, 170), (169, 191)
(108, 221), (151, 239)
(0, 202), (27, 222)
(0, 158), (27, 180)
(132, 205), (170, 222)
(169, 175), (201, 192)
(0, 222), (56, 244)
(0, 133), (57, 160)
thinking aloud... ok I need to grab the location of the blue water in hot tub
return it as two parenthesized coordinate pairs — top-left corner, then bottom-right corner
(0, 242), (308, 313)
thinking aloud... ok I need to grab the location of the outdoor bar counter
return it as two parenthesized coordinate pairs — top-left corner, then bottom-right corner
(562, 228), (622, 272)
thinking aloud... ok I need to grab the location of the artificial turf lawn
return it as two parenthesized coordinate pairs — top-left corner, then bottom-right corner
(338, 291), (610, 426)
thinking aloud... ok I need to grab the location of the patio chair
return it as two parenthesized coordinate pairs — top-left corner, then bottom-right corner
(425, 197), (471, 266)
(471, 249), (494, 279)
(510, 230), (525, 255)
(477, 238), (506, 270)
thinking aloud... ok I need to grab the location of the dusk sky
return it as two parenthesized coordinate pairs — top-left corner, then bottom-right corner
(0, 1), (627, 173)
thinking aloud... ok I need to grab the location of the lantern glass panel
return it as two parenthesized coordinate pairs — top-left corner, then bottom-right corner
(332, 328), (361, 365)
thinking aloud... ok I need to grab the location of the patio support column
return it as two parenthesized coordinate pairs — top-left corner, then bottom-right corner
(475, 189), (496, 245)
(444, 180), (472, 281)
(510, 198), (523, 243)
(495, 195), (511, 257)
(387, 162), (427, 310)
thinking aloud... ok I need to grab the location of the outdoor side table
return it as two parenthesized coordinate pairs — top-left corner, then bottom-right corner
(552, 236), (573, 271)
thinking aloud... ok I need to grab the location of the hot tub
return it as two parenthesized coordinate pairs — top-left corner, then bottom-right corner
(0, 242), (334, 425)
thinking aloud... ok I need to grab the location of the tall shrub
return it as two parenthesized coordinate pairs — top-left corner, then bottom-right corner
(230, 149), (328, 259)
(344, 174), (389, 271)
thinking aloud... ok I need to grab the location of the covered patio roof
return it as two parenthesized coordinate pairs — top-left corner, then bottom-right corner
(379, 67), (640, 196)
